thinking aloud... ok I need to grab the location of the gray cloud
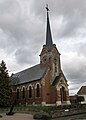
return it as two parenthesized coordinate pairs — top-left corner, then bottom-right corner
(62, 52), (86, 94)
(0, 0), (86, 95)
(77, 42), (86, 57)
(30, 0), (86, 38)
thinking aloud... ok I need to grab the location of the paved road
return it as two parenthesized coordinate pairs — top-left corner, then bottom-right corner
(0, 113), (34, 120)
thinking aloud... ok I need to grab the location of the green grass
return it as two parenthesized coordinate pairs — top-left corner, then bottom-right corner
(0, 107), (10, 114)
(13, 105), (52, 114)
(0, 104), (86, 114)
(0, 105), (52, 114)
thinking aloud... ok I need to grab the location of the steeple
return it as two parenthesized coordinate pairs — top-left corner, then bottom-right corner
(46, 4), (53, 50)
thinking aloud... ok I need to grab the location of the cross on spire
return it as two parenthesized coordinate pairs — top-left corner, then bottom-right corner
(46, 4), (50, 12)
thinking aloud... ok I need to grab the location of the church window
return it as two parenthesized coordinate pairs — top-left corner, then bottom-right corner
(17, 89), (19, 99)
(55, 66), (57, 72)
(43, 56), (47, 63)
(29, 86), (32, 98)
(44, 58), (46, 62)
(55, 62), (57, 72)
(36, 84), (40, 98)
(54, 58), (57, 72)
(22, 87), (25, 99)
(54, 58), (57, 61)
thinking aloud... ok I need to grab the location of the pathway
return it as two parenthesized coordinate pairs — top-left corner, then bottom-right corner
(0, 113), (34, 120)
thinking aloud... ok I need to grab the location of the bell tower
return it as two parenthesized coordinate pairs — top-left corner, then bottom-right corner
(40, 5), (61, 84)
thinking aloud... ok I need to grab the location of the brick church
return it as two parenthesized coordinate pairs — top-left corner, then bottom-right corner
(11, 6), (70, 106)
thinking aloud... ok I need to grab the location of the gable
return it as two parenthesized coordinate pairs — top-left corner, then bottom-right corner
(52, 70), (67, 86)
(77, 86), (86, 95)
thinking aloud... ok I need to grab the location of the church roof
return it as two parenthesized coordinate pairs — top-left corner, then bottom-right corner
(77, 86), (86, 95)
(11, 64), (46, 85)
(46, 5), (53, 50)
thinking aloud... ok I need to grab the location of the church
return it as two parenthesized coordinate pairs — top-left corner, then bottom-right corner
(11, 6), (70, 106)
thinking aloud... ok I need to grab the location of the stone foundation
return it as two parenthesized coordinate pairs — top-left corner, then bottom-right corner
(56, 101), (61, 106)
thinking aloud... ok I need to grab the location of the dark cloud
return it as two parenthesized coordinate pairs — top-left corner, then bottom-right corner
(15, 46), (38, 65)
(30, 0), (86, 38)
(0, 0), (86, 95)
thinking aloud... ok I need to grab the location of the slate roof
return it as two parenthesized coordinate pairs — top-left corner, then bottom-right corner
(77, 86), (86, 95)
(46, 10), (53, 50)
(11, 64), (46, 85)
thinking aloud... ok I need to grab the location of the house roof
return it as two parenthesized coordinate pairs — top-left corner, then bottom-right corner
(11, 64), (46, 85)
(77, 86), (86, 95)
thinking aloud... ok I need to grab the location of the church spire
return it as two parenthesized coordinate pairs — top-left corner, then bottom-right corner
(46, 4), (53, 49)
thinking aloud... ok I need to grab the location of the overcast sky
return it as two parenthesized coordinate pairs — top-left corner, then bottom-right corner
(0, 0), (86, 95)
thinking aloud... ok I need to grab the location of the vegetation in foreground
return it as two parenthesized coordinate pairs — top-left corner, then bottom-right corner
(0, 60), (11, 107)
(0, 104), (86, 114)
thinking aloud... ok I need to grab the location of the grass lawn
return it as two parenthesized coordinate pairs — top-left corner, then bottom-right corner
(0, 104), (86, 115)
(0, 105), (52, 115)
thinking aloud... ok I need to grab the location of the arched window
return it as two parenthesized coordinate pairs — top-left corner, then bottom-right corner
(22, 87), (25, 99)
(17, 89), (19, 99)
(29, 86), (32, 98)
(36, 84), (40, 98)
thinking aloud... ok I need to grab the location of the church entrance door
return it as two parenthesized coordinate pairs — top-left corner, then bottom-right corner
(60, 86), (66, 104)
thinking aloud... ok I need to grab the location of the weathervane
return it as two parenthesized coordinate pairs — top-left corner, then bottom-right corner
(45, 4), (50, 12)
